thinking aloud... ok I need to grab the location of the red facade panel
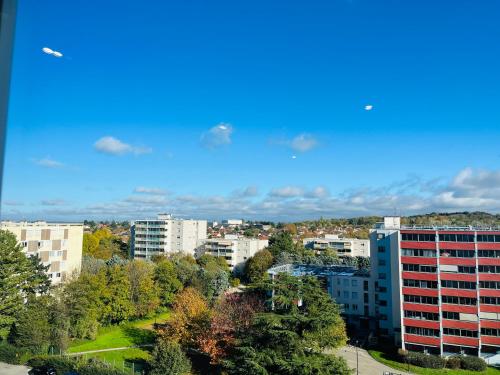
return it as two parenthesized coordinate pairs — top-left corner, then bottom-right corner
(480, 320), (500, 329)
(403, 318), (439, 329)
(476, 243), (500, 250)
(440, 273), (476, 282)
(400, 256), (437, 265)
(401, 241), (436, 250)
(439, 257), (476, 266)
(479, 273), (500, 282)
(481, 336), (500, 346)
(404, 334), (440, 347)
(441, 304), (477, 314)
(403, 303), (439, 313)
(479, 289), (500, 298)
(441, 288), (477, 298)
(439, 242), (475, 250)
(478, 258), (500, 266)
(402, 287), (439, 297)
(441, 319), (478, 330)
(480, 305), (500, 313)
(443, 335), (479, 347)
(402, 271), (438, 281)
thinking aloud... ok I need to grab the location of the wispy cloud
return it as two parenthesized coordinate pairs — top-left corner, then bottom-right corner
(269, 186), (304, 198)
(41, 199), (68, 206)
(42, 47), (63, 58)
(290, 134), (318, 153)
(134, 187), (167, 195)
(32, 157), (65, 169)
(200, 123), (233, 149)
(94, 136), (152, 156)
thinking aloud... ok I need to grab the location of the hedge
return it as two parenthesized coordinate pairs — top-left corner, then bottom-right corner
(27, 356), (129, 375)
(403, 351), (446, 369)
(0, 342), (31, 365)
(459, 355), (487, 372)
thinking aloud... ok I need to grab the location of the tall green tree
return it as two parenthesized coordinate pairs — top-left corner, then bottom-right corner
(0, 230), (51, 336)
(127, 260), (160, 317)
(154, 259), (183, 306)
(101, 265), (134, 324)
(148, 338), (191, 375)
(244, 249), (273, 283)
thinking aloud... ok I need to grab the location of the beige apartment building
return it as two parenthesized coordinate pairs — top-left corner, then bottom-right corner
(1, 221), (83, 284)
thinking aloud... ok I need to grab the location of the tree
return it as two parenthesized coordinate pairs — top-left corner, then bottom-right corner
(154, 259), (183, 306)
(244, 249), (273, 283)
(0, 230), (51, 336)
(82, 233), (99, 257)
(8, 296), (51, 353)
(48, 295), (71, 353)
(101, 265), (134, 324)
(197, 268), (229, 303)
(127, 260), (160, 317)
(148, 338), (191, 375)
(267, 232), (299, 259)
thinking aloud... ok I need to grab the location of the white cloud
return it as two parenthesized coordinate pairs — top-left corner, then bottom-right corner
(41, 199), (67, 206)
(134, 187), (167, 195)
(125, 195), (168, 205)
(33, 158), (65, 168)
(94, 136), (152, 156)
(365, 105), (373, 111)
(200, 123), (233, 149)
(42, 47), (63, 58)
(269, 186), (304, 198)
(306, 186), (330, 199)
(290, 134), (318, 153)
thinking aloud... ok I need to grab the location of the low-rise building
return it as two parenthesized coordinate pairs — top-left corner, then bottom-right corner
(131, 214), (207, 259)
(222, 219), (243, 227)
(267, 264), (375, 331)
(0, 221), (83, 284)
(303, 235), (370, 257)
(201, 235), (268, 272)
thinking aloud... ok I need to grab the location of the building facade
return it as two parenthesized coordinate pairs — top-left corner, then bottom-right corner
(303, 235), (370, 257)
(131, 214), (207, 259)
(371, 217), (500, 363)
(201, 235), (268, 272)
(0, 221), (83, 284)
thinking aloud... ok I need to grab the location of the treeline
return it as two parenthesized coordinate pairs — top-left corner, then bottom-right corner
(82, 227), (129, 260)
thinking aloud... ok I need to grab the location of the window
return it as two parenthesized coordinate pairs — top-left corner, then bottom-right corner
(344, 304), (349, 310)
(351, 280), (358, 287)
(404, 294), (438, 304)
(401, 233), (436, 242)
(352, 304), (358, 311)
(343, 291), (349, 298)
(403, 279), (438, 289)
(378, 286), (387, 292)
(402, 264), (437, 273)
(478, 250), (500, 258)
(337, 278), (340, 285)
(378, 246), (385, 253)
(457, 266), (476, 274)
(405, 326), (440, 337)
(439, 234), (475, 242)
(378, 273), (386, 280)
(404, 310), (439, 321)
(401, 248), (436, 257)
(363, 280), (369, 291)
(441, 280), (476, 290)
(479, 265), (500, 273)
(337, 291), (340, 297)
(352, 292), (358, 299)
(481, 296), (500, 305)
(481, 328), (500, 336)
(364, 293), (369, 303)
(378, 259), (386, 266)
(477, 235), (500, 243)
(443, 328), (478, 338)
(441, 296), (477, 305)
(442, 311), (460, 320)
(480, 281), (500, 289)
(379, 300), (387, 306)
(440, 249), (475, 258)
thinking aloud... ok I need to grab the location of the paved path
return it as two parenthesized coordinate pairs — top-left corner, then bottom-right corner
(335, 346), (412, 375)
(0, 362), (30, 375)
(67, 343), (153, 356)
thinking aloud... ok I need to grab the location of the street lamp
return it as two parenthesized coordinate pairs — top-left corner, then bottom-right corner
(355, 339), (359, 375)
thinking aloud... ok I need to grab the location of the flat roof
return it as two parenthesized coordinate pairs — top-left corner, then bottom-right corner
(268, 263), (370, 278)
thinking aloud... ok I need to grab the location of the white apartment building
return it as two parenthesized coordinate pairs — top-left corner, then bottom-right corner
(201, 235), (269, 272)
(131, 214), (207, 259)
(222, 219), (243, 227)
(303, 234), (370, 257)
(0, 221), (83, 284)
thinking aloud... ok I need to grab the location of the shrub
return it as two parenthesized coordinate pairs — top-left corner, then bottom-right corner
(460, 355), (487, 372)
(406, 351), (445, 369)
(230, 278), (241, 287)
(0, 342), (31, 365)
(446, 356), (461, 369)
(27, 356), (76, 374)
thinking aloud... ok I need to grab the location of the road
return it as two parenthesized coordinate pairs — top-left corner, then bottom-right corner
(0, 362), (29, 375)
(335, 346), (412, 375)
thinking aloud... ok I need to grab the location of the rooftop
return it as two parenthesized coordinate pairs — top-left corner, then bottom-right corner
(267, 263), (370, 278)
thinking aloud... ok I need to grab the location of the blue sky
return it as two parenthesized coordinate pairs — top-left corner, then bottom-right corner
(2, 0), (500, 221)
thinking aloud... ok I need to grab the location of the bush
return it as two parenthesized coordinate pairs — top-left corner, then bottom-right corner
(27, 356), (129, 375)
(0, 342), (31, 365)
(405, 351), (445, 369)
(460, 355), (487, 372)
(230, 278), (241, 287)
(446, 356), (461, 369)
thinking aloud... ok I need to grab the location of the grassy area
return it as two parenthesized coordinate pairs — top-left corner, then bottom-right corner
(369, 349), (500, 375)
(78, 348), (151, 374)
(68, 311), (170, 353)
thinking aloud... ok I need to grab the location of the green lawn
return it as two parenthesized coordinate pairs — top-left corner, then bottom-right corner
(80, 348), (151, 374)
(68, 311), (170, 353)
(369, 349), (500, 375)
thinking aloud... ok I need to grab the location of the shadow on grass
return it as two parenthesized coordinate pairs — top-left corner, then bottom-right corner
(122, 325), (157, 346)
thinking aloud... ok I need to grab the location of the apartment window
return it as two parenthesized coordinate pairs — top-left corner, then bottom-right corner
(364, 305), (369, 316)
(401, 248), (436, 257)
(480, 281), (500, 289)
(478, 250), (500, 258)
(439, 234), (475, 243)
(479, 265), (500, 273)
(441, 296), (477, 305)
(402, 264), (437, 273)
(379, 273), (386, 280)
(481, 296), (500, 305)
(363, 280), (369, 291)
(442, 311), (460, 320)
(378, 246), (385, 253)
(344, 304), (349, 310)
(404, 294), (438, 305)
(379, 314), (388, 321)
(364, 293), (369, 303)
(343, 291), (349, 298)
(441, 280), (476, 290)
(477, 235), (500, 243)
(337, 291), (340, 297)
(404, 310), (439, 321)
(401, 233), (436, 242)
(378, 259), (386, 266)
(455, 266), (476, 274)
(403, 279), (438, 289)
(352, 292), (358, 299)
(352, 304), (358, 311)
(337, 278), (340, 285)
(379, 300), (387, 306)
(443, 328), (478, 338)
(440, 249), (475, 258)
(378, 286), (387, 293)
(481, 328), (500, 336)
(351, 279), (358, 287)
(405, 326), (440, 337)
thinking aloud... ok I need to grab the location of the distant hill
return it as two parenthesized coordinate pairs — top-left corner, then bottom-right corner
(402, 211), (500, 227)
